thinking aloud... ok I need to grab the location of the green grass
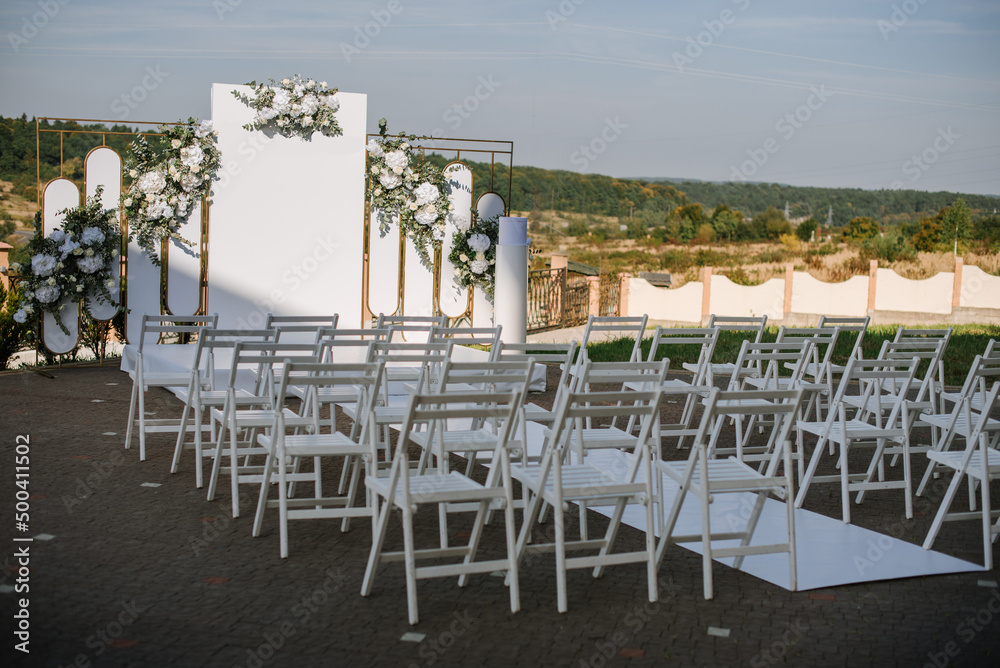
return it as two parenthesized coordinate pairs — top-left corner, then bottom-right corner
(585, 325), (1000, 386)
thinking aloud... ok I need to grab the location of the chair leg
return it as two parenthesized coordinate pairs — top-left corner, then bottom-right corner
(402, 507), (419, 625)
(124, 382), (138, 451)
(554, 495), (568, 614)
(170, 397), (191, 475)
(252, 445), (276, 539)
(278, 443), (290, 559)
(361, 494), (394, 597)
(137, 381), (147, 461)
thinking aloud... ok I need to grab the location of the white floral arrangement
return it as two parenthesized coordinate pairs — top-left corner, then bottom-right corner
(366, 124), (452, 269)
(233, 75), (342, 138)
(448, 210), (500, 301)
(121, 118), (220, 265)
(13, 187), (122, 333)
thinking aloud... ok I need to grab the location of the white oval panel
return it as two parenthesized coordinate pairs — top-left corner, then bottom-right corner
(166, 201), (202, 316)
(402, 235), (435, 317)
(43, 178), (80, 232)
(440, 163), (473, 318)
(87, 254), (120, 321)
(476, 192), (505, 221)
(367, 207), (401, 318)
(126, 241), (162, 345)
(85, 147), (122, 209)
(42, 297), (79, 354)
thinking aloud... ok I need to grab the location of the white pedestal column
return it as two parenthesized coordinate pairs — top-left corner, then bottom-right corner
(494, 216), (528, 344)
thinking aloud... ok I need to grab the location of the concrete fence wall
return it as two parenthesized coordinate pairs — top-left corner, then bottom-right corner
(625, 258), (1000, 325)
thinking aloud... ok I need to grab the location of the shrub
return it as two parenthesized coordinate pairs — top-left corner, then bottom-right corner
(0, 282), (29, 369)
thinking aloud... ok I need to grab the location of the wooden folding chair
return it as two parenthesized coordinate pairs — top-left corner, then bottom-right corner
(264, 313), (339, 343)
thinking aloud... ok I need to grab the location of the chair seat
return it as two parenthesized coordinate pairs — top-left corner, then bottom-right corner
(658, 458), (787, 493)
(136, 372), (199, 387)
(941, 390), (990, 412)
(919, 412), (1000, 437)
(409, 429), (500, 453)
(512, 463), (642, 501)
(927, 448), (1000, 478)
(542, 425), (636, 450)
(211, 406), (304, 428)
(258, 432), (368, 457)
(797, 419), (906, 443)
(366, 470), (502, 504)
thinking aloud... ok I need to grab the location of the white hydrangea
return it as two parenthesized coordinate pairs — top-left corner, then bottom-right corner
(195, 119), (214, 138)
(77, 255), (105, 274)
(414, 182), (439, 206)
(384, 150), (408, 175)
(13, 309), (27, 323)
(35, 285), (61, 304)
(414, 204), (438, 226)
(137, 170), (167, 195)
(379, 171), (403, 190)
(300, 94), (320, 116)
(147, 198), (173, 220)
(31, 254), (57, 277)
(366, 139), (384, 158)
(468, 233), (491, 253)
(80, 226), (105, 245)
(322, 94), (340, 110)
(49, 229), (68, 244)
(180, 145), (204, 168)
(272, 89), (292, 114)
(470, 259), (489, 275)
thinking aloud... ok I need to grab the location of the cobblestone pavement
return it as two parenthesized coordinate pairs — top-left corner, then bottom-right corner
(1, 363), (999, 667)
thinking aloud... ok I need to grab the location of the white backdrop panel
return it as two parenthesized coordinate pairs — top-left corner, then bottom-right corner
(367, 208), (401, 318)
(85, 147), (122, 320)
(470, 192), (503, 327)
(440, 163), (473, 317)
(477, 192), (505, 221)
(44, 178), (79, 231)
(166, 203), (202, 316)
(207, 83), (367, 330)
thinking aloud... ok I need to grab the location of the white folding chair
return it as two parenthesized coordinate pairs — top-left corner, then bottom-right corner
(251, 359), (384, 558)
(770, 325), (841, 420)
(124, 313), (219, 461)
(642, 326), (719, 449)
(922, 380), (1000, 568)
(206, 340), (321, 518)
(655, 387), (805, 599)
(794, 356), (920, 523)
(916, 352), (1000, 498)
(940, 340), (998, 412)
(264, 313), (339, 343)
(375, 313), (446, 343)
(512, 388), (662, 613)
(579, 314), (649, 363)
(170, 327), (276, 488)
(361, 389), (524, 625)
(686, 314), (768, 384)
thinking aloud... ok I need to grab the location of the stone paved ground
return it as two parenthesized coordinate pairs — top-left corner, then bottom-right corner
(1, 362), (999, 668)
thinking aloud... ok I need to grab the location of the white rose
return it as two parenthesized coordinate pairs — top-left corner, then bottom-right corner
(123, 197), (132, 207)
(180, 172), (202, 192)
(129, 169), (138, 178)
(171, 139), (182, 149)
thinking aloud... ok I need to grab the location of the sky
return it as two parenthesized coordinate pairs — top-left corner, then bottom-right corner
(2, 0), (999, 196)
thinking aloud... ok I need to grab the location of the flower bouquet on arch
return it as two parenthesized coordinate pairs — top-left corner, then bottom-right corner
(448, 210), (500, 302)
(120, 118), (220, 265)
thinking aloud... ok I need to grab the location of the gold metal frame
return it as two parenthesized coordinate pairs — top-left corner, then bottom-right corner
(361, 135), (514, 326)
(35, 118), (210, 346)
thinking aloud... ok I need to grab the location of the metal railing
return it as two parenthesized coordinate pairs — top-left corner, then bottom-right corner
(527, 268), (615, 332)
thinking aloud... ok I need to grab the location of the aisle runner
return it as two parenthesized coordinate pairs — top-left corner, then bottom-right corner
(523, 424), (983, 591)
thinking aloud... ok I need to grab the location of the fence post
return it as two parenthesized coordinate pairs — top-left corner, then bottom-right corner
(867, 260), (878, 313)
(701, 266), (713, 325)
(587, 275), (600, 317)
(783, 263), (794, 320)
(952, 256), (963, 312)
(619, 272), (631, 317)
